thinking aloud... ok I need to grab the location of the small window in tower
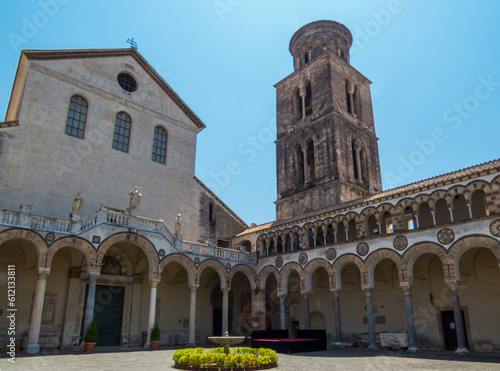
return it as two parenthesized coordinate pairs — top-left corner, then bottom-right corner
(305, 82), (312, 116)
(294, 88), (303, 119)
(304, 53), (309, 64)
(117, 73), (138, 92)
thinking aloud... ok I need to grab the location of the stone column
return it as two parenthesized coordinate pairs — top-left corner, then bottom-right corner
(334, 231), (337, 244)
(345, 229), (349, 242)
(324, 234), (327, 246)
(301, 93), (306, 119)
(332, 290), (343, 347)
(431, 211), (437, 226)
(467, 203), (473, 219)
(279, 294), (287, 330)
(188, 285), (198, 347)
(364, 288), (379, 350)
(83, 272), (99, 338)
(446, 281), (469, 355)
(414, 214), (420, 229)
(144, 279), (160, 349)
(401, 285), (419, 352)
(302, 148), (309, 183)
(27, 268), (50, 354)
(449, 207), (454, 223)
(222, 288), (230, 334)
(303, 293), (311, 330)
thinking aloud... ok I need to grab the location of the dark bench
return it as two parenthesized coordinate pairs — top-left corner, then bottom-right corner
(251, 329), (326, 353)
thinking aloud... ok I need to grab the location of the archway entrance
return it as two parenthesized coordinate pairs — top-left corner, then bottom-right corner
(94, 285), (125, 346)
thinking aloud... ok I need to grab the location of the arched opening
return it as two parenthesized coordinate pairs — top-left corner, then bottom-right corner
(199, 267), (227, 337)
(308, 229), (315, 248)
(296, 145), (304, 184)
(367, 215), (378, 236)
(452, 194), (469, 222)
(265, 274), (279, 330)
(360, 143), (368, 183)
(381, 212), (393, 235)
(418, 202), (434, 228)
(269, 239), (276, 255)
(231, 271), (253, 336)
(239, 240), (252, 253)
(304, 82), (313, 117)
(326, 225), (334, 245)
(277, 236), (284, 254)
(316, 227), (324, 247)
(293, 232), (300, 251)
(337, 222), (346, 243)
(307, 140), (316, 182)
(351, 139), (359, 180)
(348, 219), (357, 241)
(294, 88), (303, 120)
(338, 263), (364, 343)
(285, 234), (291, 253)
(471, 190), (488, 218)
(435, 198), (451, 225)
(310, 268), (330, 330)
(403, 206), (416, 230)
(287, 270), (302, 335)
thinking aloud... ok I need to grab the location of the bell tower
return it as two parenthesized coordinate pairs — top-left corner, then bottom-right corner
(275, 20), (382, 220)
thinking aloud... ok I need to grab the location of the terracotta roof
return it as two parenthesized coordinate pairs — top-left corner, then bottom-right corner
(193, 176), (249, 229)
(19, 48), (205, 132)
(268, 158), (500, 230)
(235, 222), (274, 237)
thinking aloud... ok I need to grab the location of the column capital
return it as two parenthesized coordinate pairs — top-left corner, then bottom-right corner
(301, 291), (310, 298)
(149, 279), (161, 288)
(38, 267), (50, 280)
(363, 287), (373, 296)
(189, 284), (199, 293)
(221, 288), (230, 294)
(278, 293), (287, 300)
(445, 280), (460, 291)
(400, 284), (412, 296)
(88, 272), (99, 283)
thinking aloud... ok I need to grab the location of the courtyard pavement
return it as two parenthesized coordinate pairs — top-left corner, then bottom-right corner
(2, 347), (500, 371)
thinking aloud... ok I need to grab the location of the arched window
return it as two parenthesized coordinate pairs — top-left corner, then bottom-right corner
(285, 234), (291, 253)
(294, 88), (303, 120)
(348, 219), (357, 240)
(404, 206), (416, 230)
(337, 222), (346, 243)
(418, 202), (434, 228)
(112, 112), (131, 152)
(435, 198), (451, 225)
(452, 194), (469, 222)
(304, 82), (312, 117)
(293, 232), (300, 251)
(152, 126), (167, 164)
(296, 145), (304, 184)
(308, 229), (315, 248)
(326, 225), (334, 244)
(209, 201), (216, 223)
(471, 190), (488, 218)
(304, 52), (309, 64)
(277, 236), (284, 253)
(367, 215), (378, 236)
(65, 95), (88, 139)
(381, 212), (393, 235)
(316, 227), (324, 247)
(269, 239), (275, 255)
(307, 140), (316, 182)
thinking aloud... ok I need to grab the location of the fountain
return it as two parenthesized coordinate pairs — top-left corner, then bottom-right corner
(208, 331), (246, 355)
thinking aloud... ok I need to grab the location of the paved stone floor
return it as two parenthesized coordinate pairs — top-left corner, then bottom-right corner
(2, 347), (500, 371)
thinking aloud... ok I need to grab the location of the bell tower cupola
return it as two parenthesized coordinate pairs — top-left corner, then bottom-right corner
(275, 20), (383, 221)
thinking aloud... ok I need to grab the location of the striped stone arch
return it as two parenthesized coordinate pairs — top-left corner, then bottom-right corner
(376, 202), (397, 216)
(229, 264), (257, 290)
(158, 253), (196, 286)
(256, 265), (280, 291)
(396, 197), (416, 212)
(97, 232), (158, 273)
(448, 235), (500, 280)
(291, 225), (301, 234)
(0, 228), (48, 268)
(364, 248), (405, 288)
(492, 174), (500, 191)
(359, 206), (377, 220)
(429, 189), (451, 209)
(447, 185), (468, 203)
(281, 228), (292, 237)
(303, 222), (315, 233)
(47, 236), (97, 273)
(312, 219), (324, 230)
(413, 194), (433, 212)
(490, 174), (500, 214)
(197, 259), (229, 289)
(303, 258), (334, 292)
(331, 253), (366, 289)
(465, 179), (493, 209)
(345, 211), (359, 223)
(401, 241), (452, 283)
(279, 262), (304, 295)
(331, 214), (346, 226)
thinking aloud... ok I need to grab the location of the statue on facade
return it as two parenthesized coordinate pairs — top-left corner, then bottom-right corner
(70, 190), (83, 221)
(129, 186), (142, 209)
(175, 213), (183, 235)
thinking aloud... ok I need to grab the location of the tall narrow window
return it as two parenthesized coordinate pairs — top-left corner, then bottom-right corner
(296, 145), (304, 184)
(304, 82), (312, 116)
(112, 112), (131, 152)
(307, 140), (315, 181)
(65, 95), (88, 139)
(152, 126), (167, 164)
(294, 88), (303, 119)
(352, 140), (359, 180)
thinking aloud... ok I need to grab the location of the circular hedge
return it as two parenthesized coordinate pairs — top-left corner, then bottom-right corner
(173, 347), (278, 370)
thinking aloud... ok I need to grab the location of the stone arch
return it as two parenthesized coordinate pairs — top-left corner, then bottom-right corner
(158, 253), (196, 286)
(331, 214), (346, 225)
(359, 206), (377, 220)
(47, 236), (97, 273)
(413, 193), (432, 207)
(97, 232), (158, 275)
(332, 253), (366, 289)
(197, 259), (229, 289)
(229, 264), (257, 290)
(402, 241), (452, 283)
(364, 249), (405, 288)
(0, 228), (48, 268)
(256, 265), (280, 291)
(303, 259), (333, 292)
(429, 189), (451, 209)
(345, 211), (359, 223)
(448, 235), (500, 281)
(279, 262), (303, 295)
(447, 184), (468, 202)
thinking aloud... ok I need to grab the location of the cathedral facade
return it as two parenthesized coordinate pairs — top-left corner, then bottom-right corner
(1, 21), (499, 355)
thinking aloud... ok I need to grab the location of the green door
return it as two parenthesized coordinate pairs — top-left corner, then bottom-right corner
(94, 285), (125, 347)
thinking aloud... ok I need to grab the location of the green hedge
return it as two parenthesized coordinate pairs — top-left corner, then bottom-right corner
(173, 347), (278, 368)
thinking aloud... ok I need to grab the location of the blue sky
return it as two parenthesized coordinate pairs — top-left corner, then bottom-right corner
(1, 1), (499, 226)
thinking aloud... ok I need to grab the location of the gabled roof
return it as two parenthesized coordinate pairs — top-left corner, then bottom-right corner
(193, 176), (249, 229)
(5, 48), (205, 131)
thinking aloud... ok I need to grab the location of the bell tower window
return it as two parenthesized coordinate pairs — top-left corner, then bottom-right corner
(304, 82), (312, 117)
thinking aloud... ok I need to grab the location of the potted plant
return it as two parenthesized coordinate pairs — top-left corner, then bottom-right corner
(84, 320), (98, 352)
(150, 323), (160, 350)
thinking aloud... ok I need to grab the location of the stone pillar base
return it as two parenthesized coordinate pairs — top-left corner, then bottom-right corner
(143, 342), (151, 349)
(455, 347), (469, 355)
(407, 347), (420, 353)
(333, 342), (344, 348)
(367, 345), (379, 351)
(187, 340), (197, 348)
(26, 343), (40, 354)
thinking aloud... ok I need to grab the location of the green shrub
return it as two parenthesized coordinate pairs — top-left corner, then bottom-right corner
(150, 323), (160, 341)
(84, 321), (98, 343)
(172, 347), (278, 368)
